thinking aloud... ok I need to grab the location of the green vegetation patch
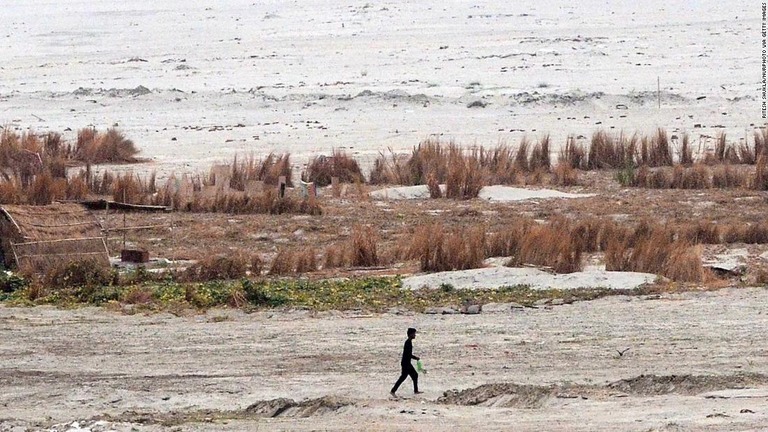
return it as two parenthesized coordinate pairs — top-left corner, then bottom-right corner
(0, 274), (636, 313)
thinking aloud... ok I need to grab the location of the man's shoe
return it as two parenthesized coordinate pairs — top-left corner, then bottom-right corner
(414, 391), (424, 394)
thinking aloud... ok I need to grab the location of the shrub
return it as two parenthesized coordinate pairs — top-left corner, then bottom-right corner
(75, 127), (139, 163)
(242, 279), (287, 307)
(42, 259), (115, 290)
(615, 164), (636, 187)
(306, 149), (364, 186)
(0, 270), (28, 293)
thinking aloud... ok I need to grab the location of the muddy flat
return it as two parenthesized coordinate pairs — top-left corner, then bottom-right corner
(2, 287), (768, 431)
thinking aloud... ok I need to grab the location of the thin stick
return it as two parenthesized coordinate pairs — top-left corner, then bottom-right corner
(657, 76), (661, 110)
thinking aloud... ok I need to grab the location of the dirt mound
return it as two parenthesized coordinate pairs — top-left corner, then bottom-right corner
(607, 373), (768, 396)
(439, 373), (768, 408)
(245, 395), (353, 417)
(437, 383), (559, 408)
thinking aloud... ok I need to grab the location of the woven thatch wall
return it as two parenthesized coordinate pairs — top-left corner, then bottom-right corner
(0, 203), (108, 270)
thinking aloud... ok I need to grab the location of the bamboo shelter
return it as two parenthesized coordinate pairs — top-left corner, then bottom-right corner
(0, 203), (108, 270)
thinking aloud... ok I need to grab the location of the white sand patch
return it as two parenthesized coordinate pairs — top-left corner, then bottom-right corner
(369, 185), (434, 200)
(402, 267), (657, 291)
(370, 184), (593, 201)
(478, 185), (594, 201)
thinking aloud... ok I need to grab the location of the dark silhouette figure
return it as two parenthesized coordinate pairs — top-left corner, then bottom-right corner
(390, 328), (422, 396)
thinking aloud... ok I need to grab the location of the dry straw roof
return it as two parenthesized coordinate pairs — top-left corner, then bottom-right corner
(0, 203), (108, 269)
(0, 203), (103, 241)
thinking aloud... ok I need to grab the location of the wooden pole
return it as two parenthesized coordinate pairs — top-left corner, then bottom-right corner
(123, 212), (126, 249)
(657, 76), (661, 110)
(104, 200), (109, 255)
(278, 175), (287, 199)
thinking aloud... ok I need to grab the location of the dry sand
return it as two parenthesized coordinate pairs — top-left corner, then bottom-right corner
(2, 287), (768, 431)
(1, 1), (766, 430)
(0, 0), (761, 178)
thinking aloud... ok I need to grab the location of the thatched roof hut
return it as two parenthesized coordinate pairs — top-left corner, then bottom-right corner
(0, 203), (108, 270)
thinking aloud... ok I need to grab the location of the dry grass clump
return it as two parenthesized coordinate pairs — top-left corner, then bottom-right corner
(721, 222), (768, 244)
(351, 225), (379, 267)
(529, 135), (551, 172)
(28, 172), (67, 205)
(679, 133), (693, 165)
(38, 258), (115, 290)
(294, 248), (318, 273)
(753, 154), (768, 190)
(323, 242), (349, 269)
(369, 137), (556, 191)
(678, 221), (721, 244)
(228, 248), (314, 276)
(410, 224), (485, 272)
(711, 164), (745, 188)
(269, 248), (297, 276)
(226, 153), (292, 187)
(605, 224), (708, 282)
(646, 129), (673, 167)
(626, 160), (768, 191)
(230, 153), (293, 187)
(551, 163), (579, 186)
(196, 190), (322, 215)
(704, 133), (740, 165)
(559, 135), (587, 170)
(662, 244), (710, 283)
(570, 217), (627, 253)
(587, 131), (636, 169)
(75, 127), (140, 163)
(485, 218), (534, 261)
(752, 128), (768, 160)
(183, 254), (249, 281)
(306, 149), (364, 187)
(670, 164), (711, 189)
(445, 146), (485, 199)
(516, 219), (582, 273)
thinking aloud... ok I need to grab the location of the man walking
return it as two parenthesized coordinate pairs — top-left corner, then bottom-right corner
(390, 328), (422, 396)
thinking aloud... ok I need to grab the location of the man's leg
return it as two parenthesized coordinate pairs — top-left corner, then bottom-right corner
(391, 366), (409, 394)
(407, 364), (420, 393)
